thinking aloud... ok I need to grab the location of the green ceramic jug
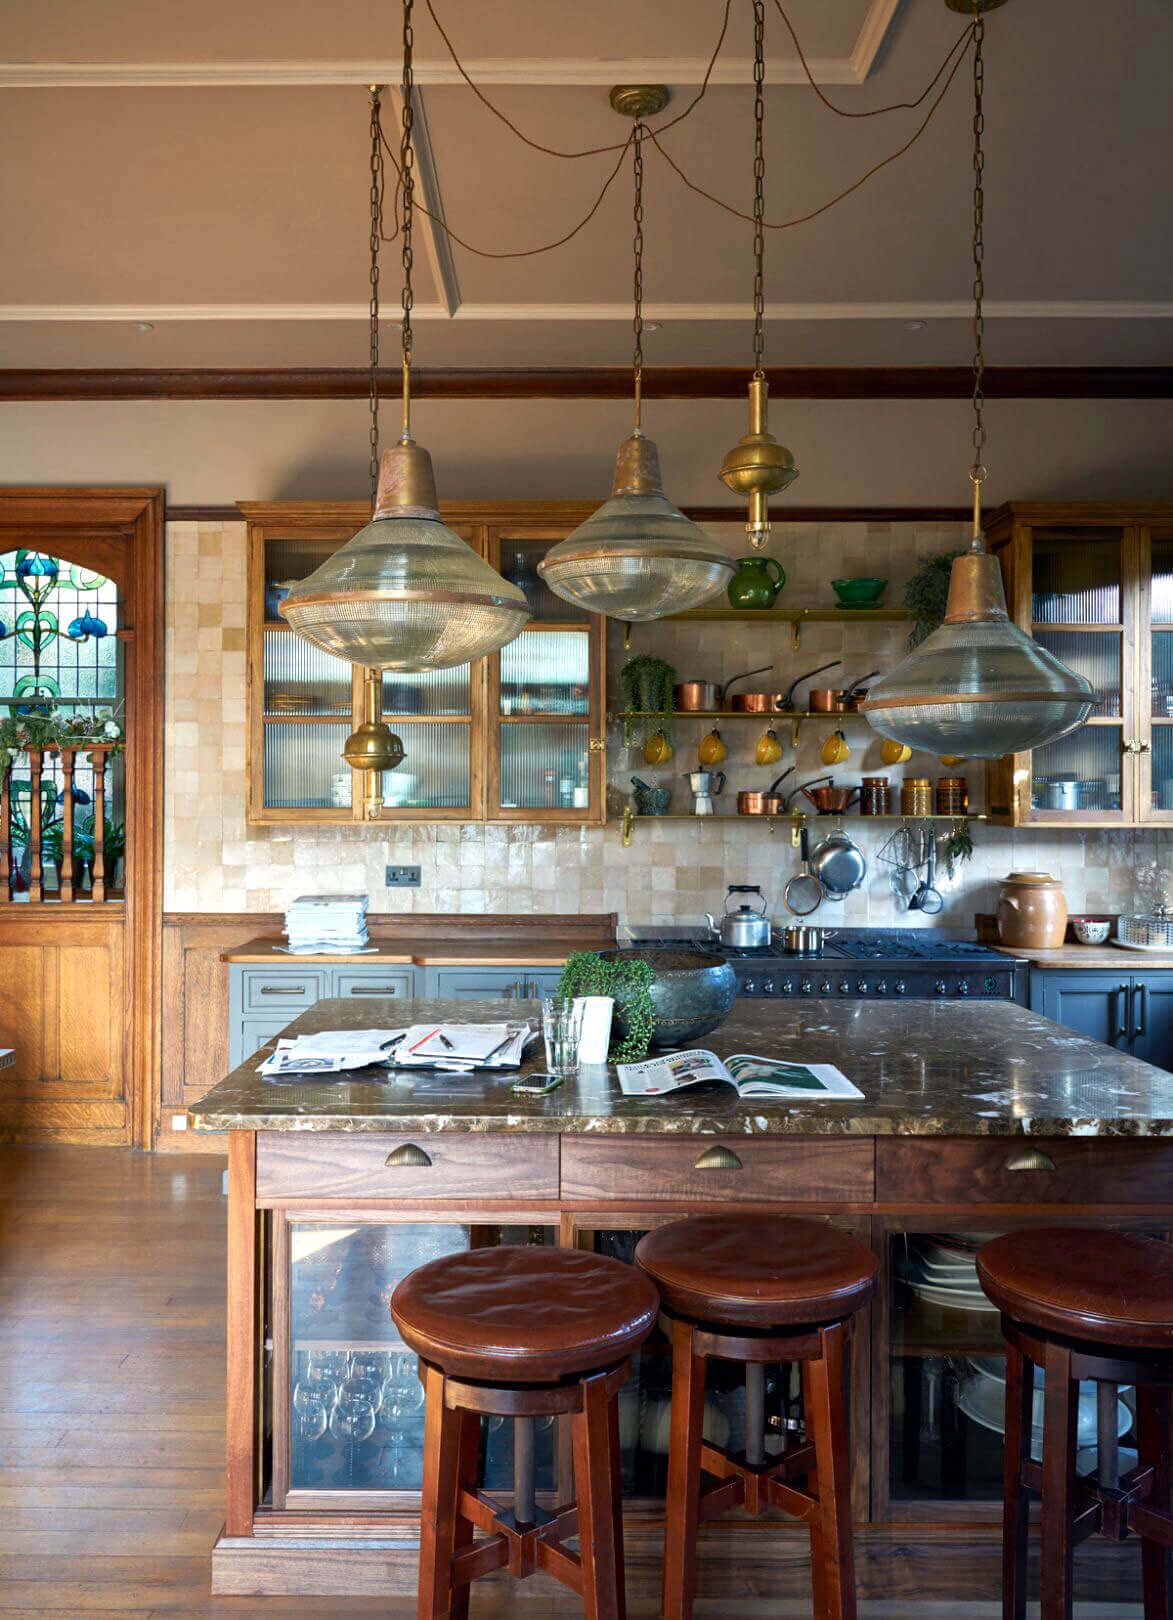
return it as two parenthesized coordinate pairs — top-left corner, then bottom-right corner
(727, 555), (785, 609)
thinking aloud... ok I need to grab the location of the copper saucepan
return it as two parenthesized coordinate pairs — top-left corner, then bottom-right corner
(809, 670), (882, 714)
(674, 665), (773, 713)
(737, 767), (795, 816)
(774, 661), (842, 714)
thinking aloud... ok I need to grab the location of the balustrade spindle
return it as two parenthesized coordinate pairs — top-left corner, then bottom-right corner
(0, 760), (10, 903)
(60, 747), (75, 904)
(28, 748), (43, 904)
(90, 749), (106, 904)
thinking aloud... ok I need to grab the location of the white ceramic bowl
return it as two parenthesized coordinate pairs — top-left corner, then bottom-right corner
(1071, 917), (1111, 945)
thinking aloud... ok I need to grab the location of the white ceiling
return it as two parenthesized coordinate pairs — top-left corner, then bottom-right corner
(2, 0), (1172, 370)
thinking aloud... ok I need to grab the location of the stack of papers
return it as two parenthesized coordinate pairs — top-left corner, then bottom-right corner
(258, 1028), (405, 1077)
(280, 893), (373, 955)
(393, 1022), (538, 1072)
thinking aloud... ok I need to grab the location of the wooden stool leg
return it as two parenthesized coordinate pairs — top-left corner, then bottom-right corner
(805, 1321), (856, 1620)
(801, 1357), (828, 1620)
(449, 1409), (481, 1620)
(1137, 1385), (1172, 1620)
(1040, 1340), (1078, 1620)
(1001, 1337), (1034, 1620)
(662, 1317), (707, 1620)
(572, 1367), (627, 1620)
(417, 1364), (472, 1620)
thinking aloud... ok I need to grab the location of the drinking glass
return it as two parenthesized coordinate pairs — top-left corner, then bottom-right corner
(292, 1383), (330, 1485)
(330, 1380), (378, 1487)
(541, 996), (584, 1080)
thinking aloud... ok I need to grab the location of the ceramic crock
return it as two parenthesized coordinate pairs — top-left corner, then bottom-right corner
(727, 555), (785, 609)
(996, 871), (1068, 949)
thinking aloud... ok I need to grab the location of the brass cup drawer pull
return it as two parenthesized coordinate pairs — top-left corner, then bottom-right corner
(1004, 1147), (1056, 1172)
(694, 1144), (744, 1171)
(385, 1143), (433, 1168)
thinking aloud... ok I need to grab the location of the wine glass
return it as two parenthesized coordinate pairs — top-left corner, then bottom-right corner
(384, 1353), (426, 1485)
(292, 1384), (329, 1484)
(330, 1379), (377, 1486)
(349, 1351), (389, 1414)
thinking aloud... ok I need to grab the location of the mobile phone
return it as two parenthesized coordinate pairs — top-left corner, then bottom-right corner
(511, 1072), (564, 1096)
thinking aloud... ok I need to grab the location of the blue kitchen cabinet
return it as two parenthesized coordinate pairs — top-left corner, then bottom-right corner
(424, 966), (563, 1000)
(1029, 969), (1173, 1070)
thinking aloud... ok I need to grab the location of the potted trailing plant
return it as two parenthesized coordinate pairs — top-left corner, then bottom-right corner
(903, 551), (965, 647)
(556, 950), (656, 1062)
(619, 655), (676, 749)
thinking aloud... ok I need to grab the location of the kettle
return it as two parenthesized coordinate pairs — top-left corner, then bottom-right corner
(706, 884), (772, 949)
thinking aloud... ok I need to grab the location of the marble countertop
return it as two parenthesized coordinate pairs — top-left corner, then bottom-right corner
(220, 934), (615, 966)
(994, 943), (1173, 969)
(187, 995), (1173, 1139)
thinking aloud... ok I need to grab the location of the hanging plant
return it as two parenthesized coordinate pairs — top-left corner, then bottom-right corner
(941, 818), (975, 880)
(0, 703), (124, 767)
(903, 551), (965, 647)
(556, 950), (656, 1063)
(619, 655), (676, 749)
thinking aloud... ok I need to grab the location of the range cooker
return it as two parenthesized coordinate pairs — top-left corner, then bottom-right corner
(622, 927), (1025, 1003)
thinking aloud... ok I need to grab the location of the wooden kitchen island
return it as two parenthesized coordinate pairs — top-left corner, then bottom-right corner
(189, 995), (1173, 1603)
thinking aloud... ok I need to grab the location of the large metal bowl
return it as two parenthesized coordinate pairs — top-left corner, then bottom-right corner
(602, 947), (737, 1049)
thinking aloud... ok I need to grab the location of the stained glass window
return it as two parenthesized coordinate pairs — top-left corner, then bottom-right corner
(1, 551), (124, 892)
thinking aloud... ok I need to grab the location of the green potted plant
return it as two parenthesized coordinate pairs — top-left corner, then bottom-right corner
(556, 950), (656, 1062)
(903, 550), (964, 647)
(619, 655), (676, 749)
(77, 812), (125, 891)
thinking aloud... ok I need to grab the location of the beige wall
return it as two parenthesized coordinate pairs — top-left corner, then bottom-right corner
(164, 516), (1169, 931)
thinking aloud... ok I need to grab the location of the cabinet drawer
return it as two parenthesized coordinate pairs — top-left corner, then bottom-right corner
(256, 1132), (559, 1202)
(876, 1138), (1173, 1204)
(430, 967), (531, 999)
(560, 1138), (874, 1204)
(242, 968), (327, 1013)
(333, 968), (416, 999)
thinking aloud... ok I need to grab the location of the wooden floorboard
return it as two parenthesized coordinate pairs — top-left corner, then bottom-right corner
(0, 1144), (1142, 1618)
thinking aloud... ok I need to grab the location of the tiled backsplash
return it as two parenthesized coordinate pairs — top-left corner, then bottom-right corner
(165, 520), (1170, 927)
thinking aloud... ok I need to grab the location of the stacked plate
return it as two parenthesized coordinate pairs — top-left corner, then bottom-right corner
(959, 1356), (1134, 1471)
(900, 1234), (999, 1314)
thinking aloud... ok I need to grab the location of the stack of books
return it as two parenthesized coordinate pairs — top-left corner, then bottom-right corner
(280, 893), (373, 955)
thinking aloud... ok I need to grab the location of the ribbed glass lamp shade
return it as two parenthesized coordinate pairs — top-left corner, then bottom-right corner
(537, 431), (734, 621)
(281, 440), (530, 670)
(859, 549), (1097, 758)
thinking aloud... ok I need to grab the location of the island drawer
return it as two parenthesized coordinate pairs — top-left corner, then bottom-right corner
(876, 1138), (1173, 1204)
(241, 967), (326, 1014)
(560, 1138), (874, 1204)
(256, 1133), (559, 1202)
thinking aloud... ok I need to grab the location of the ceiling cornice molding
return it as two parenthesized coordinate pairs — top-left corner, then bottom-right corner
(4, 301), (1173, 325)
(851, 0), (903, 81)
(4, 367), (1172, 401)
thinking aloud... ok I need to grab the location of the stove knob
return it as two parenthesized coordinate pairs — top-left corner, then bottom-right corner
(857, 979), (870, 994)
(934, 979), (948, 996)
(875, 979), (888, 995)
(819, 978), (832, 995)
(956, 979), (970, 995)
(781, 979), (794, 995)
(838, 979), (851, 994)
(744, 979), (758, 996)
(763, 979), (776, 996)
(893, 979), (907, 995)
(800, 979), (813, 995)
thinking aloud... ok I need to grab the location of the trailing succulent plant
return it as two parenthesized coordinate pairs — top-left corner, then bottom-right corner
(618, 655), (676, 749)
(0, 703), (124, 766)
(556, 950), (656, 1063)
(903, 551), (964, 647)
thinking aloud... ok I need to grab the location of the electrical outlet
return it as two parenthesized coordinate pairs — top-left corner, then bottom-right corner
(386, 865), (422, 888)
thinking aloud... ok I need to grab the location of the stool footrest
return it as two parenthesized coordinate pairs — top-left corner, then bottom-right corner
(699, 1438), (820, 1521)
(456, 1486), (581, 1582)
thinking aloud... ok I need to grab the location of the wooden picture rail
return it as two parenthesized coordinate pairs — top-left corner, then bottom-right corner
(0, 744), (116, 905)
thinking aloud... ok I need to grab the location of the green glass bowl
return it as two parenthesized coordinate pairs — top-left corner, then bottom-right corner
(831, 576), (888, 608)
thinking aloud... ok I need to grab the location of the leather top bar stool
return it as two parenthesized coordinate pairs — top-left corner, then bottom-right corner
(977, 1227), (1173, 1620)
(635, 1215), (878, 1620)
(391, 1244), (658, 1620)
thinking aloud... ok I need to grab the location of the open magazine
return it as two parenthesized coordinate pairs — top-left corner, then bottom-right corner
(616, 1049), (862, 1100)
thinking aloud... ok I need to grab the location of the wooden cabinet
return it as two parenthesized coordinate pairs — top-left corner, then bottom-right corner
(985, 502), (1173, 826)
(241, 502), (606, 826)
(1031, 966), (1173, 1070)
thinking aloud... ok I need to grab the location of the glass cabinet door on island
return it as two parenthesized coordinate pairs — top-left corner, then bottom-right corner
(274, 1219), (557, 1510)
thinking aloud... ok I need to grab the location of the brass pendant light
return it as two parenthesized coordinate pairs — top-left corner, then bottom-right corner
(860, 0), (1095, 759)
(281, 11), (530, 672)
(538, 87), (735, 621)
(719, 0), (797, 547)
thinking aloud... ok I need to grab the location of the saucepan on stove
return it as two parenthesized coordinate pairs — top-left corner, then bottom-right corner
(808, 670), (881, 714)
(674, 665), (773, 713)
(781, 924), (836, 954)
(736, 767), (794, 816)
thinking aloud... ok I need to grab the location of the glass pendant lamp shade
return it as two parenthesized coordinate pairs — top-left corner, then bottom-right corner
(537, 431), (734, 622)
(281, 439), (530, 671)
(859, 547), (1097, 758)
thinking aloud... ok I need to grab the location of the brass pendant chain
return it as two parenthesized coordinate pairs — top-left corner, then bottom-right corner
(367, 87), (384, 506)
(752, 0), (766, 380)
(631, 116), (645, 431)
(400, 0), (416, 444)
(969, 2), (987, 545)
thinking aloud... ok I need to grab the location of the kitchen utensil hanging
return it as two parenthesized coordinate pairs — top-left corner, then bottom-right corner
(783, 823), (824, 917)
(809, 824), (868, 901)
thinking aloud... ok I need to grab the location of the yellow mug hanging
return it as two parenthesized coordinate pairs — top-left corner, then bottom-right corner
(699, 729), (727, 767)
(881, 738), (913, 766)
(755, 728), (783, 767)
(643, 730), (673, 766)
(821, 729), (850, 766)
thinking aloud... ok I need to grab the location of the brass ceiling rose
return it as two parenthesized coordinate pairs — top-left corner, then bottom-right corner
(945, 0), (1010, 11)
(608, 85), (670, 120)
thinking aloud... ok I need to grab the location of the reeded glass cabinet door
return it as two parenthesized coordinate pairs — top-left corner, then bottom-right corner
(275, 1219), (556, 1508)
(1144, 529), (1173, 821)
(486, 532), (606, 823)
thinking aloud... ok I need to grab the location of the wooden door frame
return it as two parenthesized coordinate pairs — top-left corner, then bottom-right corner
(0, 488), (165, 1147)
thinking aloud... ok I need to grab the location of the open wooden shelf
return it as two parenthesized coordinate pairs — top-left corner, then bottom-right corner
(669, 605), (907, 624)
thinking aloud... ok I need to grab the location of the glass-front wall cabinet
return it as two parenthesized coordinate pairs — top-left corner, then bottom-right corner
(985, 503), (1173, 826)
(243, 505), (605, 825)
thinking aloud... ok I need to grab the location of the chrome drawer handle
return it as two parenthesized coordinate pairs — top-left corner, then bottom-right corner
(1004, 1147), (1056, 1172)
(260, 985), (307, 996)
(694, 1145), (743, 1171)
(385, 1143), (432, 1168)
(349, 985), (399, 994)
